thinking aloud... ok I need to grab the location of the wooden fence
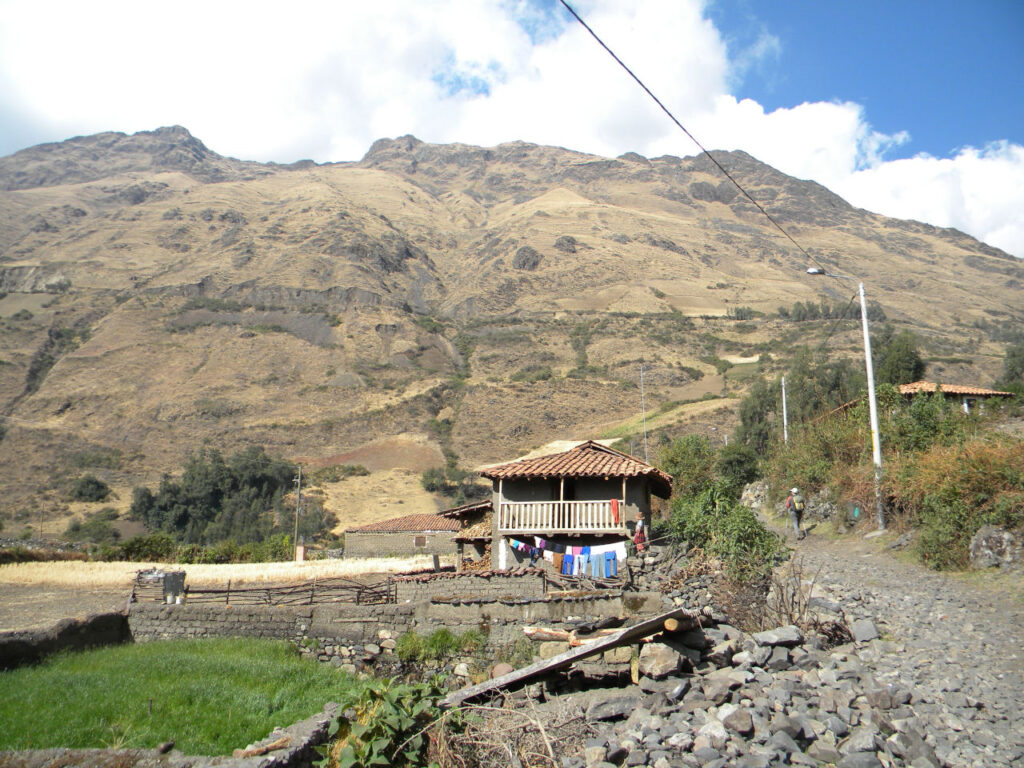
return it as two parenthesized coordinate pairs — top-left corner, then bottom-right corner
(132, 571), (395, 606)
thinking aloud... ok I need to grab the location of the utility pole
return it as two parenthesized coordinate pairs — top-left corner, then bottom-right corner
(806, 268), (886, 530)
(293, 466), (302, 550)
(640, 365), (649, 462)
(781, 376), (789, 444)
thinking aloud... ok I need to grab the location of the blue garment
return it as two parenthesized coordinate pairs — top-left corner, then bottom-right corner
(605, 551), (615, 577)
(578, 554), (589, 575)
(562, 554), (574, 575)
(591, 553), (601, 578)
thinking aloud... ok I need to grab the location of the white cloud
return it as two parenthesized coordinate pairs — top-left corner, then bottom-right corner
(0, 0), (1020, 257)
(838, 142), (1024, 258)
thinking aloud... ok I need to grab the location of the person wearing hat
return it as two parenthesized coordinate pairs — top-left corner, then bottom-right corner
(785, 487), (806, 540)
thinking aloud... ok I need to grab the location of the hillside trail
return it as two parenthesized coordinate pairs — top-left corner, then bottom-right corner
(774, 517), (1024, 764)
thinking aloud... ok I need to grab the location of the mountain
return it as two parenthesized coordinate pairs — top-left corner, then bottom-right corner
(0, 127), (1020, 524)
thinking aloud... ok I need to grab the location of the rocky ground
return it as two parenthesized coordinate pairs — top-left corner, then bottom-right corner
(536, 530), (1024, 768)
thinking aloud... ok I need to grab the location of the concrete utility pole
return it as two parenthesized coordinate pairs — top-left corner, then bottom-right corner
(640, 365), (649, 462)
(806, 268), (886, 531)
(781, 376), (789, 444)
(293, 466), (303, 550)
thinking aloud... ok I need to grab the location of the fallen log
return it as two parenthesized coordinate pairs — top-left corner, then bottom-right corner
(440, 606), (705, 710)
(523, 626), (620, 645)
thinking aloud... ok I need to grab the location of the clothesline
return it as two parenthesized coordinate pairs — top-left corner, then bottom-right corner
(507, 536), (629, 578)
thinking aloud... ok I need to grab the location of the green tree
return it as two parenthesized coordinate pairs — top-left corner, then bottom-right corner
(714, 443), (760, 496)
(1000, 338), (1024, 386)
(658, 434), (716, 498)
(70, 474), (111, 502)
(128, 446), (296, 545)
(874, 328), (926, 386)
(735, 378), (779, 454)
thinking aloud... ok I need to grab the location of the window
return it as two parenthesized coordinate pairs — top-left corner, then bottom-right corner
(414, 535), (426, 548)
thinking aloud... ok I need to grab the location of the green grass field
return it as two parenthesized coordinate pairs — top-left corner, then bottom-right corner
(0, 638), (361, 755)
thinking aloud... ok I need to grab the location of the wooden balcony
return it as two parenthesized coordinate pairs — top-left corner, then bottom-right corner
(498, 500), (626, 535)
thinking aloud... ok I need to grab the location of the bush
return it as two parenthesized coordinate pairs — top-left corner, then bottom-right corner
(309, 464), (370, 484)
(510, 365), (553, 382)
(671, 483), (786, 580)
(889, 437), (1024, 569)
(322, 678), (445, 768)
(395, 629), (486, 663)
(119, 533), (177, 562)
(69, 474), (111, 502)
(63, 513), (120, 545)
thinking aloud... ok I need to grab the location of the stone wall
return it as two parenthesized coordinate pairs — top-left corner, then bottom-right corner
(0, 611), (131, 670)
(345, 531), (456, 558)
(128, 604), (313, 643)
(394, 569), (546, 604)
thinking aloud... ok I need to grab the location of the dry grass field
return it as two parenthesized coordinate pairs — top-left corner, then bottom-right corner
(0, 555), (454, 631)
(0, 555), (450, 589)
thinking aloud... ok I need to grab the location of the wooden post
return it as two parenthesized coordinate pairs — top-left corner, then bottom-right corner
(432, 553), (440, 572)
(226, 579), (231, 606)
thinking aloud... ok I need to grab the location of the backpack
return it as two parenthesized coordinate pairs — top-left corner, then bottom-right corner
(793, 496), (805, 512)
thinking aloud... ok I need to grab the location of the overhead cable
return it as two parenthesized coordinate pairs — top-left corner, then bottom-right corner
(557, 0), (827, 272)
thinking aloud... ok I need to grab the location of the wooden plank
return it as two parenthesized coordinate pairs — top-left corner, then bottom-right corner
(439, 606), (705, 710)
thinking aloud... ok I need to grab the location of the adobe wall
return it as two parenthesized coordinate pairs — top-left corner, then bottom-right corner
(344, 531), (456, 558)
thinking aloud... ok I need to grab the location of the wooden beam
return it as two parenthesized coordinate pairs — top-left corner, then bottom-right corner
(439, 606), (706, 710)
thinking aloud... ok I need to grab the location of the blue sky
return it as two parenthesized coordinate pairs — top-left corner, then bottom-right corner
(0, 0), (1021, 257)
(707, 0), (1024, 160)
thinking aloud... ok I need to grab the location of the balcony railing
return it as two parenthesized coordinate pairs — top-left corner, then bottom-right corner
(498, 500), (626, 534)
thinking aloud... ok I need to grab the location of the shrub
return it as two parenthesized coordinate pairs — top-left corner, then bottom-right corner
(69, 474), (111, 502)
(395, 630), (426, 662)
(309, 464), (370, 484)
(394, 629), (486, 662)
(322, 678), (445, 768)
(510, 365), (553, 382)
(671, 483), (786, 580)
(119, 533), (177, 562)
(889, 437), (1024, 569)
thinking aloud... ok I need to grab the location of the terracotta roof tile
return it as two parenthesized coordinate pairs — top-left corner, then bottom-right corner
(898, 381), (1013, 397)
(481, 440), (672, 497)
(346, 513), (461, 534)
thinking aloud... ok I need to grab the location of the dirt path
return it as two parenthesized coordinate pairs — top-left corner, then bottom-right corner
(782, 523), (1024, 766)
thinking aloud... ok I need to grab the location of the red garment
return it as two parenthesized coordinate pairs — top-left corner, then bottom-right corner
(610, 498), (619, 524)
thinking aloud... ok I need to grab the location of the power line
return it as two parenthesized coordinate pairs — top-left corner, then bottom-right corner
(557, 0), (827, 272)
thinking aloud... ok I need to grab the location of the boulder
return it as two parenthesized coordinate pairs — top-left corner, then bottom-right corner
(752, 625), (803, 647)
(638, 642), (681, 679)
(969, 525), (1020, 569)
(586, 695), (642, 722)
(849, 620), (880, 643)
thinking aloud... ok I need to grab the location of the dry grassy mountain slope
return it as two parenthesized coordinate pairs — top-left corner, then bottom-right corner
(0, 127), (1019, 523)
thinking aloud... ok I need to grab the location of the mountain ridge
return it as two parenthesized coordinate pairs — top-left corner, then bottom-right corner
(0, 127), (1019, 527)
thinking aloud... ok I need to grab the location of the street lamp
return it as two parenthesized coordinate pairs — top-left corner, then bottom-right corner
(806, 267), (886, 531)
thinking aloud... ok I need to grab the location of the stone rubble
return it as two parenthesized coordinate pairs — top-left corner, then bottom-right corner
(542, 541), (1024, 768)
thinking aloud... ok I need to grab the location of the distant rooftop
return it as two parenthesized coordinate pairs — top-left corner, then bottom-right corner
(898, 381), (1013, 397)
(346, 513), (461, 534)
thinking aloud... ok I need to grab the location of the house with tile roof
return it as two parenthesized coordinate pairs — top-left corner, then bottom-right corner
(898, 381), (1013, 414)
(479, 440), (673, 571)
(344, 498), (491, 558)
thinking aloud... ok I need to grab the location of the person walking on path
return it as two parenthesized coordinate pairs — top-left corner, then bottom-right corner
(785, 487), (806, 539)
